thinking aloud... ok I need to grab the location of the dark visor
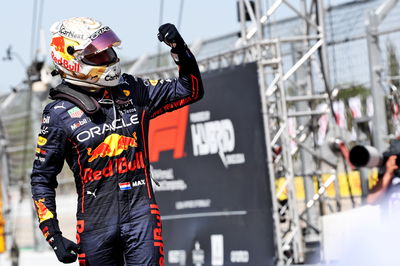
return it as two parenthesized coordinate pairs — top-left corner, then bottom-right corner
(82, 47), (118, 66)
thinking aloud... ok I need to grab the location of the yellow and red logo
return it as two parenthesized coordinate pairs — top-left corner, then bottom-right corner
(50, 36), (65, 53)
(37, 136), (47, 146)
(87, 132), (138, 162)
(35, 147), (47, 155)
(34, 198), (54, 223)
(50, 36), (79, 61)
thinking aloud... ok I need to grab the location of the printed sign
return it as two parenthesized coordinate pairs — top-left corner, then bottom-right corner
(150, 63), (275, 265)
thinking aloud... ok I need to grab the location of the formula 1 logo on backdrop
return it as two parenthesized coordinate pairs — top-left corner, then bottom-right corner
(190, 111), (245, 168)
(148, 107), (245, 168)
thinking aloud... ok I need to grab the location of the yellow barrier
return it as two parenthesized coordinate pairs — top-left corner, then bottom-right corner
(276, 169), (379, 201)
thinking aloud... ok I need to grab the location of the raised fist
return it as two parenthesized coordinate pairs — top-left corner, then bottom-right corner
(157, 23), (186, 51)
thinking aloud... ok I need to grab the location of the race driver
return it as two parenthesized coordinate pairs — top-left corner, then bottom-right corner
(30, 17), (203, 265)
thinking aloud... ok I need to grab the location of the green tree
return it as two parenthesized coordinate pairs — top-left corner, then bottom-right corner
(387, 41), (400, 88)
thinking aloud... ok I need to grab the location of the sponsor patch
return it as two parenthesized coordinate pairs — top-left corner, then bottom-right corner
(42, 115), (50, 124)
(90, 26), (110, 40)
(70, 118), (91, 131)
(149, 79), (158, 86)
(36, 148), (47, 155)
(68, 106), (84, 118)
(35, 156), (46, 162)
(37, 136), (47, 146)
(77, 116), (139, 142)
(40, 126), (49, 135)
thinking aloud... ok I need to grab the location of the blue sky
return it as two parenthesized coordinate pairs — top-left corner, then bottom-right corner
(0, 1), (239, 94)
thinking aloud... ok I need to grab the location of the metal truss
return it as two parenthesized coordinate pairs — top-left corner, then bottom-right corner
(238, 0), (333, 265)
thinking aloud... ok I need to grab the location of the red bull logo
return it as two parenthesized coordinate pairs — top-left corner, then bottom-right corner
(150, 204), (164, 265)
(82, 152), (145, 184)
(34, 198), (54, 223)
(50, 35), (79, 65)
(50, 36), (65, 53)
(87, 132), (138, 162)
(51, 51), (81, 72)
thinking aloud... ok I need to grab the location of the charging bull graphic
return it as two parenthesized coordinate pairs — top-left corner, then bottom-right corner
(50, 36), (65, 53)
(87, 132), (138, 162)
(34, 198), (55, 223)
(50, 36), (78, 61)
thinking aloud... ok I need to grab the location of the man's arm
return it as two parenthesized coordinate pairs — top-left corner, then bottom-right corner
(123, 23), (204, 118)
(367, 155), (398, 204)
(30, 106), (79, 263)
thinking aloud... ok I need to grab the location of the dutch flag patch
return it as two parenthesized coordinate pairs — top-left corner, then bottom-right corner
(119, 182), (132, 190)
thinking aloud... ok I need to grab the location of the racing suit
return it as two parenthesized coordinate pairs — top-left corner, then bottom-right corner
(31, 47), (203, 265)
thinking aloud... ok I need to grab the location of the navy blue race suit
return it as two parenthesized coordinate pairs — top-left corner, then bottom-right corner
(31, 47), (203, 265)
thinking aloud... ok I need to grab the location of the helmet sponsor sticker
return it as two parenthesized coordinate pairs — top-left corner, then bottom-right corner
(50, 37), (79, 61)
(51, 51), (81, 72)
(89, 26), (111, 40)
(59, 25), (85, 40)
(50, 36), (65, 53)
(104, 73), (119, 81)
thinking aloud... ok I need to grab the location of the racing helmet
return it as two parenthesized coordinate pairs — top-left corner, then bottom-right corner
(50, 17), (121, 90)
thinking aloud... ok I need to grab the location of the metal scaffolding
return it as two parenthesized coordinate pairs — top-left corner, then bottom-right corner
(237, 0), (333, 264)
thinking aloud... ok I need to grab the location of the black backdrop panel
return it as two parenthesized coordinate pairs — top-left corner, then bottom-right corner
(149, 63), (275, 265)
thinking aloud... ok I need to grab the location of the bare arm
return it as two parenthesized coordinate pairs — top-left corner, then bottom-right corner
(367, 155), (398, 204)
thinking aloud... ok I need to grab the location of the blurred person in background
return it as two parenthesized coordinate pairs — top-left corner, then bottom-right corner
(30, 17), (203, 265)
(367, 140), (400, 215)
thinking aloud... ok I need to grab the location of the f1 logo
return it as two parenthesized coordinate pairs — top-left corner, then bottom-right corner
(149, 106), (189, 162)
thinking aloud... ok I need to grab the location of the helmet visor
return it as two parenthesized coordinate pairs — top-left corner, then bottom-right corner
(82, 47), (118, 66)
(82, 29), (121, 56)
